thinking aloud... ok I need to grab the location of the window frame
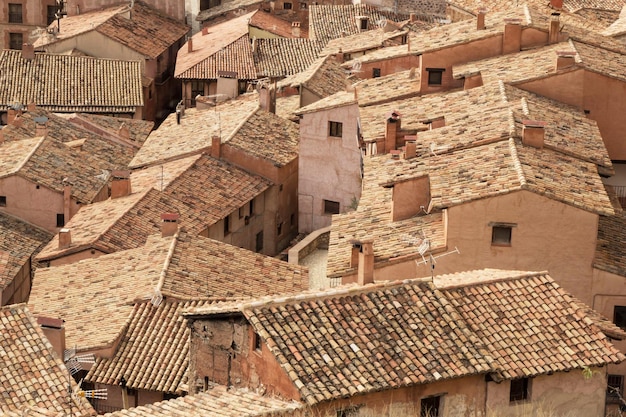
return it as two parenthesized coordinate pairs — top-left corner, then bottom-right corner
(614, 306), (626, 330)
(323, 199), (340, 215)
(490, 222), (515, 246)
(56, 213), (65, 228)
(329, 121), (343, 138)
(426, 68), (445, 86)
(373, 68), (381, 78)
(510, 377), (530, 403)
(9, 32), (23, 50)
(420, 395), (442, 417)
(8, 3), (23, 24)
(608, 374), (624, 402)
(283, 1), (292, 9)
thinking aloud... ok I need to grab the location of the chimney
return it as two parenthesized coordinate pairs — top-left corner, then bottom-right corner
(259, 85), (276, 114)
(34, 116), (49, 137)
(161, 213), (180, 237)
(391, 175), (430, 221)
(58, 228), (72, 249)
(110, 170), (132, 199)
(187, 36), (193, 53)
(555, 50), (576, 71)
(117, 122), (130, 140)
(464, 71), (483, 90)
(0, 129), (4, 144)
(502, 18), (522, 54)
(291, 21), (301, 38)
(202, 26), (209, 35)
(211, 136), (221, 159)
(37, 317), (65, 360)
(357, 240), (374, 285)
(350, 241), (360, 268)
(522, 120), (546, 148)
(403, 139), (417, 159)
(409, 13), (416, 22)
(22, 43), (35, 60)
(549, 13), (561, 44)
(385, 111), (401, 153)
(550, 0), (563, 9)
(335, 49), (344, 63)
(477, 8), (486, 30)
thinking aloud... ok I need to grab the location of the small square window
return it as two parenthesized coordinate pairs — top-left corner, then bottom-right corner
(359, 18), (368, 30)
(56, 213), (65, 228)
(492, 225), (512, 246)
(608, 374), (624, 401)
(255, 231), (263, 252)
(329, 121), (343, 138)
(427, 68), (444, 86)
(373, 68), (381, 78)
(510, 378), (530, 402)
(421, 395), (441, 417)
(9, 33), (23, 50)
(283, 1), (292, 8)
(300, 2), (307, 8)
(614, 306), (626, 330)
(9, 3), (23, 24)
(0, 196), (6, 207)
(324, 199), (340, 215)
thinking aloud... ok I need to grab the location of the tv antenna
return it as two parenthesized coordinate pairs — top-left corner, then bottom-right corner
(64, 346), (107, 410)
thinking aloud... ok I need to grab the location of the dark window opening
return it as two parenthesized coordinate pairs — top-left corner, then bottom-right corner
(47, 5), (57, 25)
(249, 199), (255, 216)
(223, 215), (230, 235)
(614, 306), (626, 330)
(421, 395), (441, 417)
(329, 121), (343, 138)
(608, 374), (624, 402)
(255, 231), (263, 252)
(492, 225), (512, 246)
(300, 2), (307, 8)
(290, 213), (295, 226)
(277, 222), (283, 236)
(253, 332), (262, 351)
(373, 68), (381, 78)
(0, 196), (6, 207)
(190, 81), (204, 106)
(9, 33), (23, 50)
(337, 406), (359, 417)
(359, 18), (368, 30)
(427, 68), (444, 86)
(56, 213), (65, 228)
(283, 1), (292, 8)
(9, 3), (23, 23)
(510, 378), (529, 402)
(324, 199), (340, 215)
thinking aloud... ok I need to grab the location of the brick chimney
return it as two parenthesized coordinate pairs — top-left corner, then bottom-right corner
(58, 228), (71, 249)
(7, 107), (23, 126)
(161, 213), (180, 237)
(403, 138), (417, 159)
(391, 175), (430, 221)
(110, 170), (132, 199)
(502, 18), (522, 54)
(335, 49), (344, 64)
(22, 43), (34, 61)
(211, 136), (221, 159)
(549, 13), (561, 44)
(27, 102), (36, 111)
(291, 21), (301, 38)
(477, 8), (486, 30)
(555, 50), (576, 71)
(385, 111), (401, 153)
(550, 0), (563, 9)
(522, 120), (546, 148)
(357, 240), (374, 285)
(409, 13), (416, 22)
(202, 26), (209, 35)
(37, 317), (65, 360)
(187, 36), (193, 53)
(34, 118), (48, 137)
(259, 85), (276, 114)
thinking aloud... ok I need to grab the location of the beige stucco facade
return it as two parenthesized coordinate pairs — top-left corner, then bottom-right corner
(1, 0), (56, 50)
(298, 103), (362, 234)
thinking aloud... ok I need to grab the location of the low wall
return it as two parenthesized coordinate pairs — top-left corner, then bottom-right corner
(288, 226), (330, 265)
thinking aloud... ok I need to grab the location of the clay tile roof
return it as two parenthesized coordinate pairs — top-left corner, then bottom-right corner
(320, 26), (409, 56)
(65, 112), (154, 146)
(36, 1), (189, 59)
(129, 95), (259, 169)
(295, 90), (357, 115)
(130, 154), (202, 193)
(594, 211), (626, 277)
(0, 51), (143, 114)
(449, 0), (623, 14)
(308, 4), (410, 44)
(278, 56), (348, 99)
(0, 212), (52, 291)
(100, 384), (302, 416)
(0, 304), (96, 415)
(437, 270), (626, 380)
(175, 12), (256, 80)
(254, 38), (324, 78)
(36, 188), (206, 262)
(86, 300), (210, 393)
(245, 278), (494, 405)
(225, 108), (299, 166)
(249, 10), (306, 38)
(197, 0), (262, 22)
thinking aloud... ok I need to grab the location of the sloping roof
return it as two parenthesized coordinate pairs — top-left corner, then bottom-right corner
(308, 4), (409, 44)
(0, 212), (52, 292)
(277, 56), (348, 99)
(249, 10), (307, 38)
(449, 0), (623, 15)
(236, 270), (623, 405)
(0, 304), (96, 416)
(320, 26), (409, 56)
(36, 1), (189, 59)
(86, 300), (208, 393)
(175, 12), (256, 80)
(0, 51), (143, 113)
(63, 112), (154, 146)
(130, 154), (202, 193)
(197, 0), (263, 22)
(353, 69), (420, 106)
(35, 188), (206, 262)
(594, 211), (626, 276)
(129, 95), (259, 169)
(225, 108), (299, 167)
(98, 384), (302, 417)
(254, 38), (324, 78)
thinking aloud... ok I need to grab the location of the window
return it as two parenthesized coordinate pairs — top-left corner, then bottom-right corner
(0, 196), (6, 207)
(608, 375), (624, 402)
(283, 1), (292, 8)
(491, 225), (512, 246)
(336, 406), (359, 417)
(510, 378), (529, 402)
(373, 68), (381, 78)
(614, 306), (626, 329)
(47, 5), (57, 25)
(253, 332), (262, 351)
(300, 2), (307, 8)
(421, 395), (441, 417)
(277, 222), (283, 236)
(223, 215), (230, 235)
(56, 213), (65, 228)
(329, 121), (343, 138)
(324, 199), (340, 215)
(9, 33), (23, 50)
(255, 231), (263, 252)
(9, 3), (23, 23)
(427, 68), (444, 86)
(249, 199), (255, 216)
(359, 18), (368, 30)
(190, 80), (204, 105)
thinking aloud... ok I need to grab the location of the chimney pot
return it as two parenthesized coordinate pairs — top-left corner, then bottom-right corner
(117, 123), (130, 140)
(477, 8), (486, 30)
(522, 120), (546, 148)
(503, 18), (522, 54)
(410, 12), (416, 22)
(59, 228), (72, 248)
(202, 26), (209, 35)
(161, 213), (180, 237)
(37, 316), (65, 360)
(403, 139), (417, 159)
(110, 170), (132, 199)
(187, 37), (193, 53)
(357, 240), (374, 285)
(385, 111), (401, 153)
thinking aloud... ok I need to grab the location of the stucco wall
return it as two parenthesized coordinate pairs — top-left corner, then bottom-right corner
(357, 54), (420, 80)
(48, 248), (107, 267)
(65, 0), (186, 22)
(44, 30), (146, 64)
(298, 103), (362, 233)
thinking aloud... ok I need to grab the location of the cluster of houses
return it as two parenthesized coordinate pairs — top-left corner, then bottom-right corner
(3, 0), (626, 416)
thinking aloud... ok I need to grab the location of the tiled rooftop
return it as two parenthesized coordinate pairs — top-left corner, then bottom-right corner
(254, 38), (324, 78)
(352, 68), (421, 107)
(63, 113), (154, 146)
(175, 12), (256, 80)
(0, 304), (96, 415)
(36, 1), (189, 59)
(0, 212), (52, 291)
(129, 95), (259, 169)
(0, 51), (143, 113)
(594, 211), (626, 277)
(249, 10), (307, 38)
(449, 0), (624, 15)
(196, 0), (263, 22)
(239, 270), (623, 405)
(320, 26), (409, 56)
(277, 56), (349, 99)
(100, 384), (302, 416)
(130, 154), (202, 193)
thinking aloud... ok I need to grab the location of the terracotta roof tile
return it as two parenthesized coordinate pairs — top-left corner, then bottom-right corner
(249, 10), (308, 38)
(100, 384), (302, 416)
(64, 113), (153, 146)
(0, 51), (143, 114)
(320, 26), (409, 56)
(278, 56), (349, 99)
(449, 0), (623, 15)
(254, 38), (324, 78)
(594, 211), (626, 276)
(197, 0), (263, 22)
(130, 155), (202, 193)
(0, 304), (96, 415)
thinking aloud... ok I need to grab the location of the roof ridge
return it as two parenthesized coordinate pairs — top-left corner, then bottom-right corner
(509, 137), (527, 187)
(97, 188), (153, 242)
(436, 269), (550, 290)
(223, 104), (261, 143)
(155, 230), (179, 296)
(15, 136), (46, 177)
